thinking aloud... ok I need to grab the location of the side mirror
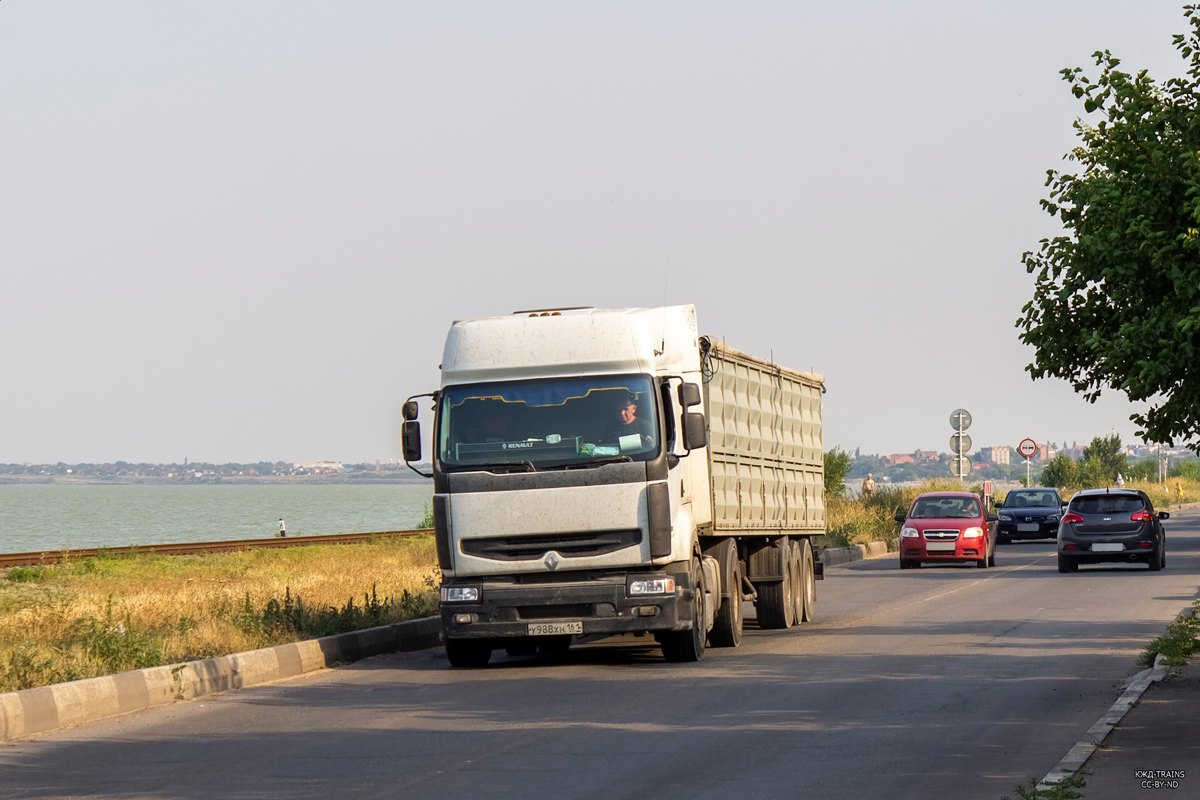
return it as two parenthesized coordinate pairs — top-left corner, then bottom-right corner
(402, 401), (419, 421)
(1159, 511), (1170, 520)
(894, 513), (907, 523)
(402, 420), (422, 463)
(678, 382), (702, 409)
(681, 412), (707, 450)
(986, 512), (999, 522)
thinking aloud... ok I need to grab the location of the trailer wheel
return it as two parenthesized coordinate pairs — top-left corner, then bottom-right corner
(709, 556), (743, 647)
(789, 546), (804, 624)
(445, 639), (492, 668)
(800, 539), (816, 623)
(661, 557), (707, 662)
(755, 538), (795, 630)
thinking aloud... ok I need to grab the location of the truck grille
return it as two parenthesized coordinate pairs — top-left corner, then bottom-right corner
(923, 529), (960, 541)
(461, 530), (642, 561)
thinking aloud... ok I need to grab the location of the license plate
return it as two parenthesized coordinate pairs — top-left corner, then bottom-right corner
(527, 621), (583, 636)
(1017, 523), (1040, 532)
(1092, 543), (1124, 552)
(926, 542), (956, 552)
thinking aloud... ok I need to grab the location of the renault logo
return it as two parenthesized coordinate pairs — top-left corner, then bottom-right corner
(544, 552), (561, 571)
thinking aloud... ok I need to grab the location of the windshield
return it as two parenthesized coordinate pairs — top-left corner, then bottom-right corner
(910, 496), (980, 519)
(1004, 491), (1059, 508)
(437, 374), (661, 469)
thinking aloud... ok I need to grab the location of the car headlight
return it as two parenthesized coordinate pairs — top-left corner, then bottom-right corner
(440, 586), (480, 602)
(901, 527), (920, 538)
(962, 527), (984, 538)
(628, 577), (676, 596)
(1046, 514), (1059, 523)
(998, 512), (1013, 521)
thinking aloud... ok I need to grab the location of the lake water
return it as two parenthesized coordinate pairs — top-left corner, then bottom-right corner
(0, 483), (434, 554)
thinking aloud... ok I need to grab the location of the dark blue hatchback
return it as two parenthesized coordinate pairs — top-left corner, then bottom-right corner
(995, 488), (1064, 543)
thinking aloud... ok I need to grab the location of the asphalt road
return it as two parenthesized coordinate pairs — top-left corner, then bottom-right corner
(3, 509), (1197, 800)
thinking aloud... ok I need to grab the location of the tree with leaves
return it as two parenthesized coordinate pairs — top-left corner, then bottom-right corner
(823, 447), (854, 497)
(1018, 6), (1200, 446)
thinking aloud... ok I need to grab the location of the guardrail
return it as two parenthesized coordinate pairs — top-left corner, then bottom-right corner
(0, 529), (433, 569)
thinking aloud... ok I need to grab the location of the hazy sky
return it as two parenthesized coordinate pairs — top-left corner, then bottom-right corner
(1, 1), (1191, 465)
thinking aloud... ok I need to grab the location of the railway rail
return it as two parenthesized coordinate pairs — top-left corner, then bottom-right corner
(0, 529), (432, 569)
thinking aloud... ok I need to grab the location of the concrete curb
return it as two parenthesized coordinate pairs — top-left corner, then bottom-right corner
(0, 615), (442, 743)
(1036, 604), (1197, 789)
(821, 538), (897, 567)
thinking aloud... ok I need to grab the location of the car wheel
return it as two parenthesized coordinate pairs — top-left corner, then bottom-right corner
(1148, 544), (1163, 572)
(1057, 554), (1077, 574)
(976, 553), (988, 569)
(987, 549), (996, 568)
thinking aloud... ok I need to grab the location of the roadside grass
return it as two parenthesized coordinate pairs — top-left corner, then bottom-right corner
(826, 479), (963, 548)
(1001, 773), (1087, 800)
(0, 536), (440, 693)
(1137, 600), (1200, 668)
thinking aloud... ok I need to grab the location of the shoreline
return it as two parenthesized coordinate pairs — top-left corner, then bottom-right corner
(0, 474), (432, 487)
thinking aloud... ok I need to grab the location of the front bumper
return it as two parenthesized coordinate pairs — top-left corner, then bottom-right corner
(900, 541), (987, 562)
(439, 564), (696, 641)
(997, 519), (1058, 540)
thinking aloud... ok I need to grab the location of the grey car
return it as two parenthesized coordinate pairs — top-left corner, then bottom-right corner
(995, 487), (1064, 543)
(1057, 488), (1169, 573)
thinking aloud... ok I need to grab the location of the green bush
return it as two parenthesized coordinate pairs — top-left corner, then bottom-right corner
(824, 447), (853, 497)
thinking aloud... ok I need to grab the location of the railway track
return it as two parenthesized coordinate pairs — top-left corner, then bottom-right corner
(0, 529), (432, 569)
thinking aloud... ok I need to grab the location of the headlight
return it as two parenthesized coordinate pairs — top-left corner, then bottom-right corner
(440, 586), (480, 602)
(962, 527), (983, 538)
(1047, 514), (1060, 523)
(629, 577), (676, 596)
(901, 527), (920, 538)
(998, 512), (1013, 521)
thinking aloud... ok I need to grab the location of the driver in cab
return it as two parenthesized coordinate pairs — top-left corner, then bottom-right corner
(606, 393), (655, 450)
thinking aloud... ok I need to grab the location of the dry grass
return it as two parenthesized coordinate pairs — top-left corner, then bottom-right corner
(0, 536), (440, 693)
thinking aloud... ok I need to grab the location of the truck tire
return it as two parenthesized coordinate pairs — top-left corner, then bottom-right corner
(800, 539), (816, 623)
(789, 546), (804, 624)
(504, 639), (538, 657)
(661, 557), (707, 662)
(755, 538), (795, 630)
(709, 556), (743, 648)
(445, 638), (492, 668)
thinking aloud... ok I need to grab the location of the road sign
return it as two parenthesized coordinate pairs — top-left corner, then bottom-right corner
(1017, 438), (1037, 458)
(950, 432), (972, 453)
(949, 409), (972, 430)
(950, 456), (972, 478)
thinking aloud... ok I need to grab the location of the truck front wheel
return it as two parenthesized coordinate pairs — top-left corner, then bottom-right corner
(445, 638), (493, 668)
(660, 557), (707, 663)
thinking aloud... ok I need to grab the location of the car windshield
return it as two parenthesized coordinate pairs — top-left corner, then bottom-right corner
(910, 497), (980, 519)
(437, 374), (660, 469)
(1005, 491), (1058, 508)
(1071, 495), (1144, 515)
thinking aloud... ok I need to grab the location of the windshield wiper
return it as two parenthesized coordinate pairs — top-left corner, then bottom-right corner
(442, 461), (537, 473)
(544, 455), (634, 470)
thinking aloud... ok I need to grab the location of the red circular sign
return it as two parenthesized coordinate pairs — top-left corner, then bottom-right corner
(1017, 438), (1037, 458)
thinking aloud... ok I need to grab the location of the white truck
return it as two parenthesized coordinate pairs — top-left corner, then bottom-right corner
(401, 305), (826, 667)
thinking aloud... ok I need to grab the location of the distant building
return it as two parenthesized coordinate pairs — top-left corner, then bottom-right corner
(913, 450), (940, 465)
(979, 446), (1011, 465)
(882, 453), (915, 467)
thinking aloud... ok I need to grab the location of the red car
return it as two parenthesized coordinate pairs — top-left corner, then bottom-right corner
(895, 491), (998, 569)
